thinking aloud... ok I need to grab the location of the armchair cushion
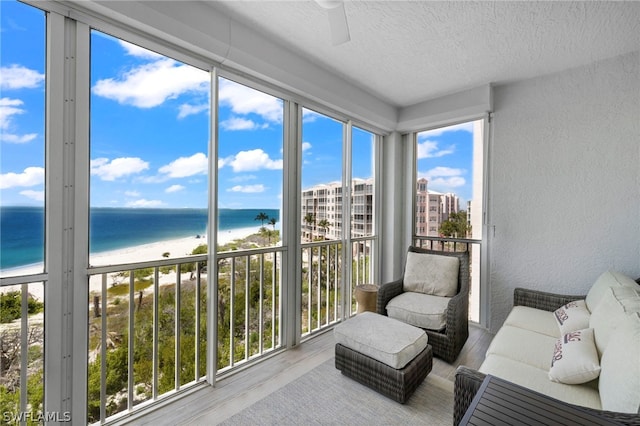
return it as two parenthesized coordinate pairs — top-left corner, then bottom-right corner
(403, 251), (459, 297)
(386, 292), (450, 331)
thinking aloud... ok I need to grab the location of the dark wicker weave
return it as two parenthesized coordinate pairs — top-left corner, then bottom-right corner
(453, 287), (640, 426)
(377, 247), (470, 363)
(335, 343), (433, 404)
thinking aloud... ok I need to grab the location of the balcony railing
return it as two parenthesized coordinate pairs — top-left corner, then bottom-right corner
(300, 237), (375, 337)
(0, 277), (45, 425)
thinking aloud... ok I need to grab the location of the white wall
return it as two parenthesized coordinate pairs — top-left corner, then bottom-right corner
(487, 51), (640, 332)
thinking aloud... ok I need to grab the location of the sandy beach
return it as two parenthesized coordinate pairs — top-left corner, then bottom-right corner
(1, 226), (258, 300)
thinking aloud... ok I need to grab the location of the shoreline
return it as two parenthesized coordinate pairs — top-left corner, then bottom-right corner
(0, 226), (259, 300)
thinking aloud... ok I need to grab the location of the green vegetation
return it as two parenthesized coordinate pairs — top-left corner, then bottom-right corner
(0, 291), (43, 323)
(439, 211), (471, 238)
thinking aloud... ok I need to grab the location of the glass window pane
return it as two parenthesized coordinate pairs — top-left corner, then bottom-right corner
(216, 77), (284, 249)
(89, 31), (210, 266)
(351, 126), (374, 238)
(0, 0), (46, 277)
(415, 122), (476, 238)
(301, 109), (344, 241)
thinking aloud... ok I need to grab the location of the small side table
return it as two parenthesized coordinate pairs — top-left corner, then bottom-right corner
(355, 284), (378, 313)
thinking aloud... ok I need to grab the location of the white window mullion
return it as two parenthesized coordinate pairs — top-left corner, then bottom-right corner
(207, 67), (219, 385)
(341, 121), (353, 318)
(71, 18), (91, 421)
(44, 10), (67, 417)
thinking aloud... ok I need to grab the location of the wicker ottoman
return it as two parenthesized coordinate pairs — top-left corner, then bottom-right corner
(334, 312), (432, 403)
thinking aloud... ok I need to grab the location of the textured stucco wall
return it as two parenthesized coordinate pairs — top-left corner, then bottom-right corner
(488, 51), (640, 332)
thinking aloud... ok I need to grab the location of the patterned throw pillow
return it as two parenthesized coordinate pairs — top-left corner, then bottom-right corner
(553, 300), (590, 335)
(549, 328), (600, 384)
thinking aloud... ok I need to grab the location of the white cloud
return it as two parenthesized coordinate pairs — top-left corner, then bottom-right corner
(126, 198), (164, 208)
(420, 167), (467, 190)
(178, 103), (209, 119)
(1, 133), (37, 144)
(229, 174), (257, 183)
(417, 139), (455, 159)
(302, 142), (312, 151)
(228, 184), (265, 193)
(220, 149), (282, 172)
(92, 58), (209, 108)
(19, 190), (44, 202)
(118, 40), (164, 60)
(91, 157), (150, 181)
(0, 97), (38, 143)
(166, 184), (185, 193)
(125, 190), (141, 197)
(220, 117), (267, 131)
(0, 65), (45, 90)
(219, 78), (283, 124)
(0, 167), (44, 189)
(420, 122), (474, 137)
(159, 153), (207, 178)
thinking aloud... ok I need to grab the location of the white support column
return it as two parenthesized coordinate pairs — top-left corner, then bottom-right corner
(379, 131), (408, 283)
(282, 101), (301, 346)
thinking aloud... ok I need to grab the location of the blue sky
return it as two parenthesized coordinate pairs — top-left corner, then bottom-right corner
(1, 0), (473, 211)
(416, 122), (475, 207)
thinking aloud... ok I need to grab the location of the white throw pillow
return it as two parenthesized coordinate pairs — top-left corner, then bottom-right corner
(549, 328), (600, 385)
(589, 286), (640, 357)
(585, 270), (639, 312)
(403, 251), (459, 297)
(599, 312), (640, 413)
(553, 300), (590, 335)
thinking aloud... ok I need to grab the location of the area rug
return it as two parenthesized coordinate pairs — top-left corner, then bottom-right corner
(219, 358), (454, 425)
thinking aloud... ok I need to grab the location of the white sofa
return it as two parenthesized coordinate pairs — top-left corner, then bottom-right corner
(454, 270), (640, 425)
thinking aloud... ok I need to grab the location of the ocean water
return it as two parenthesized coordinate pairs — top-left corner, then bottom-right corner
(0, 206), (279, 270)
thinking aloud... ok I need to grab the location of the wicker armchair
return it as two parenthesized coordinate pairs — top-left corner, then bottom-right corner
(453, 287), (640, 426)
(377, 246), (470, 363)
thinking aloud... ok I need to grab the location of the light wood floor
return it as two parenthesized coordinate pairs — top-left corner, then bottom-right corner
(126, 324), (493, 425)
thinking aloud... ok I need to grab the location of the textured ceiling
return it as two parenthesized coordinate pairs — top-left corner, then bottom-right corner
(205, 0), (640, 108)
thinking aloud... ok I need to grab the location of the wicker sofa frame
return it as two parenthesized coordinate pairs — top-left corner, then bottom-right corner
(377, 247), (470, 363)
(453, 287), (640, 426)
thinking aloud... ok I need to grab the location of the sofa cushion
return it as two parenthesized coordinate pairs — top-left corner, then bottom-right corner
(589, 286), (640, 356)
(553, 300), (591, 335)
(585, 270), (639, 312)
(599, 312), (640, 414)
(485, 325), (557, 370)
(403, 251), (459, 297)
(333, 312), (428, 369)
(503, 306), (560, 338)
(479, 354), (602, 410)
(549, 328), (600, 385)
(386, 292), (449, 331)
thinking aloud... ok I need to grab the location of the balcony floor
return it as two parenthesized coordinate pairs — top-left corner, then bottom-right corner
(125, 324), (493, 425)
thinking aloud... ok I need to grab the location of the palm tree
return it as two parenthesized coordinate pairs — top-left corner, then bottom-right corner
(268, 217), (277, 230)
(317, 219), (330, 239)
(255, 212), (269, 229)
(303, 213), (315, 228)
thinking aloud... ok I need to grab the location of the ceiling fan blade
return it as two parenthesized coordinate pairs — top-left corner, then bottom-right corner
(327, 3), (350, 46)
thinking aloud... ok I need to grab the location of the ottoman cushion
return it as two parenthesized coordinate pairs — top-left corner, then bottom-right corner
(334, 311), (428, 369)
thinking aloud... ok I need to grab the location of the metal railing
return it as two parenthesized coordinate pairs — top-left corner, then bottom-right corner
(300, 237), (375, 337)
(0, 277), (45, 425)
(86, 245), (285, 424)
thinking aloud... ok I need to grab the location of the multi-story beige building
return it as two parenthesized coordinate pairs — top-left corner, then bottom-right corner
(415, 178), (460, 237)
(301, 178), (373, 241)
